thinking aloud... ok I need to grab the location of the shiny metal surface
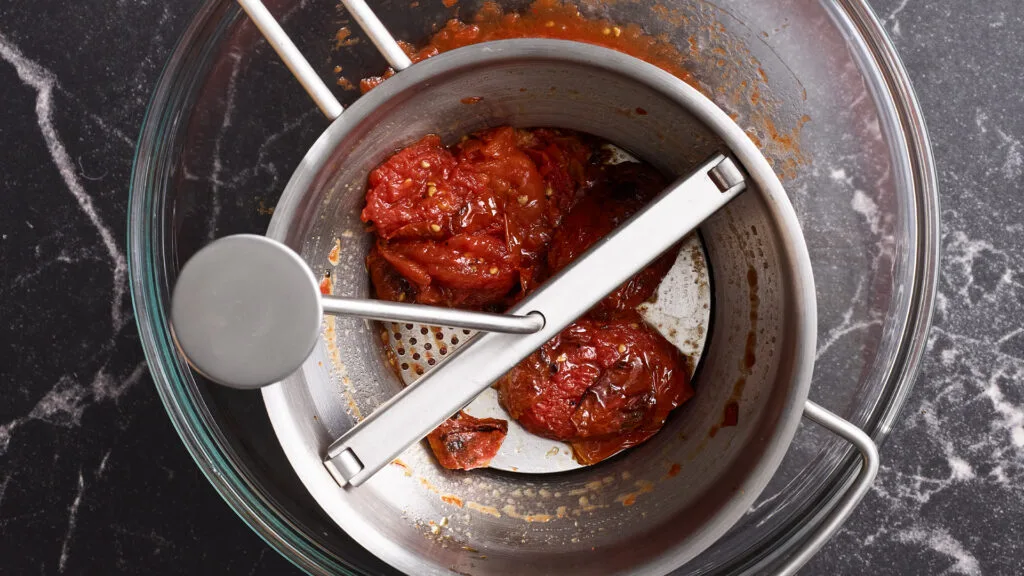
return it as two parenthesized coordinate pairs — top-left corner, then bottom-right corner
(323, 155), (745, 486)
(170, 234), (323, 389)
(261, 39), (817, 575)
(776, 401), (880, 576)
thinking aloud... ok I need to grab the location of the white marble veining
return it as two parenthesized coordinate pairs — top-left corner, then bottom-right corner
(58, 471), (84, 572)
(805, 3), (1024, 573)
(0, 32), (128, 331)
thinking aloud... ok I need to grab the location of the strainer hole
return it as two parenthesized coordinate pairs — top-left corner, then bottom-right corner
(413, 352), (421, 360)
(451, 336), (459, 345)
(397, 347), (406, 355)
(400, 362), (409, 370)
(409, 337), (418, 345)
(420, 326), (429, 335)
(427, 358), (436, 366)
(424, 343), (432, 350)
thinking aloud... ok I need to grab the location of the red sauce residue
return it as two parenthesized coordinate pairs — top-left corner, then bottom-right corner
(390, 459), (413, 476)
(328, 238), (342, 265)
(442, 0), (459, 6)
(467, 501), (502, 518)
(334, 26), (358, 49)
(460, 96), (484, 104)
(635, 107), (648, 116)
(351, 0), (808, 176)
(713, 265), (758, 436)
(360, 0), (695, 93)
(319, 274), (333, 295)
(418, 476), (440, 494)
(667, 463), (681, 477)
(441, 494), (465, 507)
(617, 479), (655, 507)
(722, 401), (739, 428)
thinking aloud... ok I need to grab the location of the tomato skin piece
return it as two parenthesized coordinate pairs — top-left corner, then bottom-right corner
(426, 411), (509, 470)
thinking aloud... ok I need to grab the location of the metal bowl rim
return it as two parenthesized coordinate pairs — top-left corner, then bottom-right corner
(260, 37), (816, 576)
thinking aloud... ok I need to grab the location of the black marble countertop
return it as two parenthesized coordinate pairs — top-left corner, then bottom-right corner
(2, 0), (1022, 574)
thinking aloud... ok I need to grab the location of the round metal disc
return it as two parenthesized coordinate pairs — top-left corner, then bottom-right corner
(170, 234), (322, 389)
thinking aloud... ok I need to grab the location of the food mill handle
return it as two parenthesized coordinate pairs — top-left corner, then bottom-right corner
(236, 0), (344, 120)
(238, 0), (412, 120)
(322, 155), (747, 487)
(340, 0), (413, 71)
(774, 401), (880, 576)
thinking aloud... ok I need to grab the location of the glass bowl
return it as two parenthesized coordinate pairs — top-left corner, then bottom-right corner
(128, 0), (938, 574)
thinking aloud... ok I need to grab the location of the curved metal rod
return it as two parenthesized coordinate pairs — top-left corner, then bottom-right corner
(776, 401), (880, 575)
(322, 296), (545, 334)
(237, 0), (344, 120)
(340, 0), (412, 71)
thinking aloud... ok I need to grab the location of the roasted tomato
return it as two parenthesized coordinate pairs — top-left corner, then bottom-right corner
(498, 315), (693, 463)
(426, 411), (509, 470)
(546, 161), (676, 317)
(362, 127), (594, 309)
